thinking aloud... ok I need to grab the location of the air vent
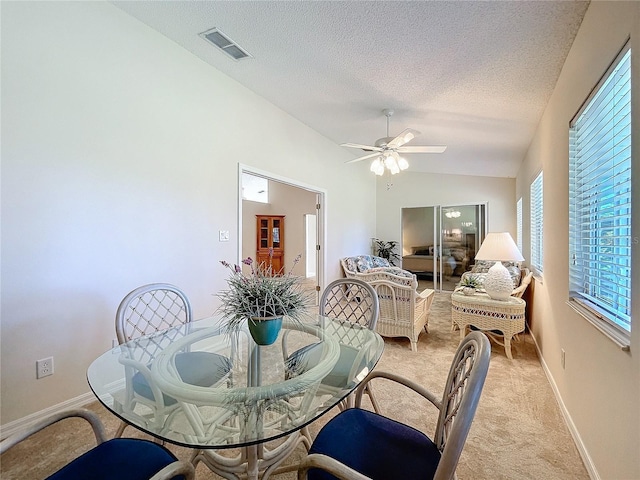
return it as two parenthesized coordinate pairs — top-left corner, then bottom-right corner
(200, 28), (252, 61)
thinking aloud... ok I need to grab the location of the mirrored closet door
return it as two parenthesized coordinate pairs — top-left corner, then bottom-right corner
(401, 203), (487, 291)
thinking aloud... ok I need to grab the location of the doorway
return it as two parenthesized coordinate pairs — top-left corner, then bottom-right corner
(239, 165), (325, 305)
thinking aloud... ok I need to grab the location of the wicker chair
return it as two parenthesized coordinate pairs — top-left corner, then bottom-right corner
(283, 278), (381, 411)
(512, 269), (533, 298)
(363, 270), (435, 352)
(114, 283), (231, 438)
(297, 331), (491, 480)
(0, 408), (195, 480)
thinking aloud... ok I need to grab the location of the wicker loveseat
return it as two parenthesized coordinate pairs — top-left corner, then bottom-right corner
(457, 260), (533, 298)
(341, 256), (435, 351)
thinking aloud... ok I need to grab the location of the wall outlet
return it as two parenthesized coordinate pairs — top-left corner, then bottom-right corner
(36, 356), (54, 379)
(561, 349), (566, 369)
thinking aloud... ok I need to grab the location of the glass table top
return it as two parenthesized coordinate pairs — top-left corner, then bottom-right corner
(87, 314), (384, 449)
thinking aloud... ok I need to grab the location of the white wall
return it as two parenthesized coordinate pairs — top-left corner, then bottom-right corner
(375, 172), (516, 248)
(0, 2), (376, 424)
(516, 3), (640, 479)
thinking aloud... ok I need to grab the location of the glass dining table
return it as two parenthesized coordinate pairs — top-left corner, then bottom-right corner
(88, 313), (384, 479)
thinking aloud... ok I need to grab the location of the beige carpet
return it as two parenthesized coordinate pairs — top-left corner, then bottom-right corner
(1, 293), (589, 479)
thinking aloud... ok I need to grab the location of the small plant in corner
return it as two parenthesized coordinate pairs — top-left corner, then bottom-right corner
(373, 239), (401, 266)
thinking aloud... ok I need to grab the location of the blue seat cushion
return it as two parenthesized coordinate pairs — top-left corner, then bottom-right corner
(308, 408), (441, 480)
(47, 438), (186, 480)
(133, 351), (231, 406)
(286, 343), (362, 388)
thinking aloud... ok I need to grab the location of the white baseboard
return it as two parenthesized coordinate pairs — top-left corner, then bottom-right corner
(0, 391), (95, 440)
(527, 329), (600, 480)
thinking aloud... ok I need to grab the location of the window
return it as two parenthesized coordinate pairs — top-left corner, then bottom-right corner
(516, 197), (523, 254)
(530, 173), (543, 274)
(569, 43), (631, 340)
(242, 172), (269, 203)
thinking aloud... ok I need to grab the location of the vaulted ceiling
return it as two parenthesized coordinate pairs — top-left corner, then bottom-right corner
(113, 1), (589, 178)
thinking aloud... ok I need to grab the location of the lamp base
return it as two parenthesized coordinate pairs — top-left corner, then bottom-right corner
(483, 261), (514, 301)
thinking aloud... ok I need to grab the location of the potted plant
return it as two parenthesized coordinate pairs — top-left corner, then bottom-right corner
(373, 239), (401, 266)
(217, 254), (312, 345)
(460, 274), (481, 295)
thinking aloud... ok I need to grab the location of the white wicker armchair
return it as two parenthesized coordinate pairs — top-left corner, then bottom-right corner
(341, 257), (434, 352)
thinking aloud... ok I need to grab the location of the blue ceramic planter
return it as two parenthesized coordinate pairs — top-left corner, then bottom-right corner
(248, 316), (283, 345)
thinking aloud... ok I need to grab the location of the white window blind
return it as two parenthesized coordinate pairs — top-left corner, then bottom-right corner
(530, 173), (543, 274)
(569, 43), (631, 335)
(516, 197), (523, 254)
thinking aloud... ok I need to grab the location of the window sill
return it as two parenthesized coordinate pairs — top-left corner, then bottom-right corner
(567, 299), (630, 351)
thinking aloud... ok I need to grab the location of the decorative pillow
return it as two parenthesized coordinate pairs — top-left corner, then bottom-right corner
(371, 256), (391, 268)
(468, 262), (521, 288)
(355, 256), (374, 272)
(367, 266), (413, 278)
(506, 265), (522, 288)
(471, 260), (495, 273)
(343, 257), (358, 273)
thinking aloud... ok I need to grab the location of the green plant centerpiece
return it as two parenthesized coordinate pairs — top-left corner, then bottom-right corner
(217, 255), (312, 345)
(373, 238), (401, 266)
(460, 274), (481, 295)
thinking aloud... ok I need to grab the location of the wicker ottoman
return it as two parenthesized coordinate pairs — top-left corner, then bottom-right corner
(451, 292), (526, 359)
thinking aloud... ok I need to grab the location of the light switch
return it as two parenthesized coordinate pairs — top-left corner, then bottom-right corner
(219, 230), (230, 242)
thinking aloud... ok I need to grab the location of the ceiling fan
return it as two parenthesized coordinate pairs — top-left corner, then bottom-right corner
(341, 109), (447, 175)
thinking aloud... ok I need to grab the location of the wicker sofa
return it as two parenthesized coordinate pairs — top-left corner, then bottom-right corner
(340, 256), (435, 351)
(456, 260), (533, 298)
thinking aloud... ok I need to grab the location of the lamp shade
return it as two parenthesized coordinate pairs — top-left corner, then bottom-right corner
(475, 232), (524, 301)
(475, 232), (524, 262)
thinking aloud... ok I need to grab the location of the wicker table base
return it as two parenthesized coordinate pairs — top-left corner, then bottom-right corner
(451, 292), (526, 359)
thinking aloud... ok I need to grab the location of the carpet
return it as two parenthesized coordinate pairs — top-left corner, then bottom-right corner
(0, 293), (589, 479)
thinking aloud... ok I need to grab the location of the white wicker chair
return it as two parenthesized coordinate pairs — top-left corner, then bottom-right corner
(283, 278), (381, 411)
(114, 283), (231, 438)
(350, 269), (431, 352)
(341, 257), (434, 352)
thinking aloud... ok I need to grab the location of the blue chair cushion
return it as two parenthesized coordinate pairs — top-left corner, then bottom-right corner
(47, 438), (186, 480)
(133, 351), (231, 406)
(308, 408), (441, 480)
(286, 343), (362, 388)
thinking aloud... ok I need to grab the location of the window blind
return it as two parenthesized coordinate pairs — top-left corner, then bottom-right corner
(569, 44), (631, 333)
(530, 173), (543, 274)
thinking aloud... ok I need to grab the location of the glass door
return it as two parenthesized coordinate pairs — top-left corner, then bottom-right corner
(402, 203), (487, 292)
(440, 204), (486, 291)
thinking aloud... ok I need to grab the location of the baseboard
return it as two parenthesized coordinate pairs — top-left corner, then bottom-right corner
(0, 391), (95, 440)
(527, 328), (600, 480)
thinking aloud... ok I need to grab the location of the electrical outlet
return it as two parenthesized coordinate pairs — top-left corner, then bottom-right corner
(36, 357), (54, 379)
(561, 349), (566, 369)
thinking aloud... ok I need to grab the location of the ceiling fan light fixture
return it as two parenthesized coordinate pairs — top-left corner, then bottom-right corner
(342, 109), (447, 175)
(383, 154), (396, 170)
(370, 158), (385, 176)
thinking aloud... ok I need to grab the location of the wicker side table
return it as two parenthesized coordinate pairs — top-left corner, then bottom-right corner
(451, 292), (526, 359)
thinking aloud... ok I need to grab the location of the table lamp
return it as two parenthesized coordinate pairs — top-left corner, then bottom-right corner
(475, 232), (524, 301)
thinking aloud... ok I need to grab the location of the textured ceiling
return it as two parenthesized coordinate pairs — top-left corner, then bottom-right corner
(113, 1), (589, 178)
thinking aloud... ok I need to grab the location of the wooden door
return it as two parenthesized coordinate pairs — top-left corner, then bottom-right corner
(256, 215), (285, 273)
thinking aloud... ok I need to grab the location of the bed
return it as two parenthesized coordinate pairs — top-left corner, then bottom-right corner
(402, 245), (469, 277)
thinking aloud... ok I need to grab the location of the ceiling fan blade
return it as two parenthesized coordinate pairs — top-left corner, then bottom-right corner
(386, 128), (421, 148)
(340, 142), (383, 152)
(345, 152), (382, 164)
(396, 145), (447, 154)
